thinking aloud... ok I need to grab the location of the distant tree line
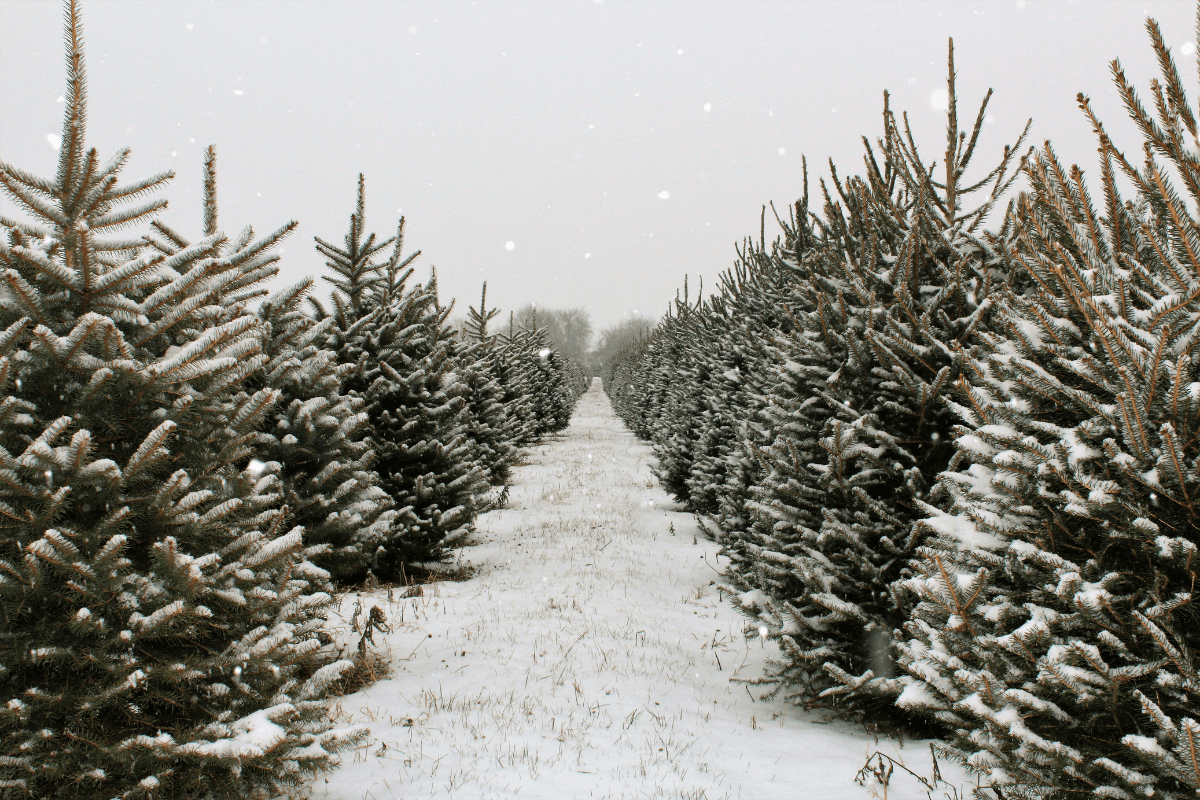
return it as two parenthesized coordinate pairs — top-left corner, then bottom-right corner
(592, 317), (655, 378)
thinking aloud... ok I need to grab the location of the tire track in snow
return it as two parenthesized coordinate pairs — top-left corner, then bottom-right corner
(311, 379), (959, 800)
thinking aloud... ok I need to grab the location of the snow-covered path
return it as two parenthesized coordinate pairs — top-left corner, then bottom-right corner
(312, 380), (960, 800)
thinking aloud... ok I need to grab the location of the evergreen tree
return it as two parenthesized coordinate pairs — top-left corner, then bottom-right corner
(459, 284), (518, 485)
(561, 351), (591, 403)
(606, 215), (817, 538)
(491, 313), (538, 449)
(607, 281), (711, 457)
(605, 322), (667, 442)
(649, 283), (712, 503)
(527, 320), (577, 433)
(531, 330), (575, 433)
(254, 278), (395, 580)
(893, 16), (1200, 798)
(735, 49), (1030, 722)
(0, 4), (362, 796)
(147, 151), (394, 583)
(704, 196), (830, 637)
(697, 235), (808, 541)
(313, 180), (487, 573)
(498, 315), (579, 438)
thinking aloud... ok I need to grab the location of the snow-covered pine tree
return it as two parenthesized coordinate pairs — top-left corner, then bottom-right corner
(500, 316), (574, 437)
(458, 283), (518, 486)
(534, 321), (585, 432)
(614, 278), (728, 465)
(605, 315), (670, 442)
(491, 311), (539, 449)
(594, 317), (654, 381)
(0, 4), (363, 796)
(146, 149), (394, 583)
(527, 327), (565, 436)
(560, 351), (590, 402)
(313, 181), (487, 573)
(311, 174), (393, 391)
(648, 281), (710, 506)
(254, 278), (395, 580)
(675, 295), (739, 514)
(734, 44), (1029, 723)
(609, 304), (682, 447)
(698, 226), (811, 541)
(894, 16), (1200, 797)
(705, 190), (830, 626)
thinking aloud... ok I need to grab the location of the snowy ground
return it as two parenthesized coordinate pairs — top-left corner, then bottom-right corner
(311, 379), (969, 800)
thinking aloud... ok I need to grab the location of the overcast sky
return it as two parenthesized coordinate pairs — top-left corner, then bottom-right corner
(0, 1), (1194, 333)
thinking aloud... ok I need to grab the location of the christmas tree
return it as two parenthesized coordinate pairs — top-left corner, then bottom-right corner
(498, 314), (579, 438)
(697, 229), (812, 543)
(254, 276), (395, 580)
(145, 150), (395, 583)
(490, 313), (538, 450)
(737, 47), (1029, 722)
(313, 180), (487, 574)
(895, 15), (1200, 797)
(0, 4), (363, 796)
(457, 283), (518, 486)
(648, 282), (713, 504)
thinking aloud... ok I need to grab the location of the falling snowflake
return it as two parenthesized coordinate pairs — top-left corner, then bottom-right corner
(703, 102), (711, 112)
(657, 190), (669, 200)
(505, 241), (515, 251)
(929, 87), (950, 113)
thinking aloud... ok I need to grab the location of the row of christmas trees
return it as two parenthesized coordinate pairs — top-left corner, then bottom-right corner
(607, 15), (1200, 800)
(0, 3), (586, 797)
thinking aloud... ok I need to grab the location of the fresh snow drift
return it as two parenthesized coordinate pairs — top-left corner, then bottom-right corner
(313, 380), (963, 799)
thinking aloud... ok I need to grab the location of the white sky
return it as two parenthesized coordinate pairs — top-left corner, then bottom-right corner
(0, 1), (1193, 331)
